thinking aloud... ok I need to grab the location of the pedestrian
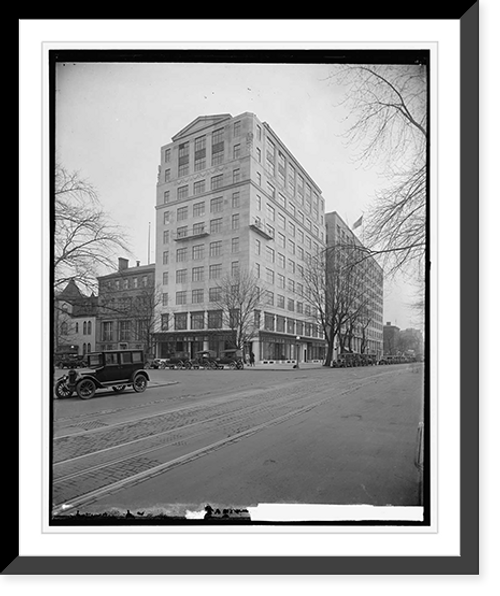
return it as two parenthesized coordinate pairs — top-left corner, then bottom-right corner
(249, 351), (255, 366)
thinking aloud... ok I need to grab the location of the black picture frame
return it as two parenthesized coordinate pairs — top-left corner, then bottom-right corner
(9, 6), (478, 575)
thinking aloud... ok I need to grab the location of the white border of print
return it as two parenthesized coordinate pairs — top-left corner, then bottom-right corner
(19, 19), (459, 557)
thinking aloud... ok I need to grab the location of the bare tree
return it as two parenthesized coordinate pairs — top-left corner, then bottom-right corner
(328, 64), (427, 276)
(303, 244), (369, 366)
(54, 164), (130, 294)
(211, 271), (263, 352)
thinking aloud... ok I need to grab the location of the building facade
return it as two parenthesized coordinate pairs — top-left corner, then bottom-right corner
(54, 280), (98, 357)
(153, 112), (327, 363)
(325, 211), (384, 360)
(383, 322), (400, 356)
(96, 258), (156, 356)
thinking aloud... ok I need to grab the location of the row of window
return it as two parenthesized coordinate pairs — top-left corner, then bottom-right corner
(60, 320), (93, 336)
(101, 275), (151, 292)
(101, 319), (148, 342)
(160, 309), (321, 337)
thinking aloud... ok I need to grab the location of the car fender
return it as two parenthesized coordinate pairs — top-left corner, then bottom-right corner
(133, 369), (150, 381)
(76, 373), (106, 389)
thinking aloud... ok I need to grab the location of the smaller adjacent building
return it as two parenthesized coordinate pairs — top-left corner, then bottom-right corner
(96, 258), (156, 357)
(54, 280), (98, 357)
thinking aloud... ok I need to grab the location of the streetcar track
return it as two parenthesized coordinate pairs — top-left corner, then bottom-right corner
(51, 377), (381, 515)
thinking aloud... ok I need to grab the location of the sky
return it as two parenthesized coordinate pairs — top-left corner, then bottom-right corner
(55, 60), (424, 330)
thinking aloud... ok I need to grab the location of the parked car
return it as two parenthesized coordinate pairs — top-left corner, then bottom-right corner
(55, 353), (87, 368)
(147, 358), (168, 369)
(54, 349), (150, 399)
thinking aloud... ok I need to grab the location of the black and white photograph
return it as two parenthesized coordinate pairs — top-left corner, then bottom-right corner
(12, 9), (484, 580)
(49, 50), (429, 526)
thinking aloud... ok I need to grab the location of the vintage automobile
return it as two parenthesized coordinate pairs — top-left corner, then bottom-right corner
(54, 349), (150, 400)
(55, 353), (87, 369)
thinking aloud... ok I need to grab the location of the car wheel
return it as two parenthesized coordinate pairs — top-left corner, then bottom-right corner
(133, 373), (147, 393)
(112, 385), (126, 393)
(76, 378), (96, 400)
(54, 379), (73, 399)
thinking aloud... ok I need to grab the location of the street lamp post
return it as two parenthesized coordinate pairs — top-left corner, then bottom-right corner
(296, 336), (300, 369)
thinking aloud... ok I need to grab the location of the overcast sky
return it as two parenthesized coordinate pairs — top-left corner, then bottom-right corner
(55, 60), (424, 330)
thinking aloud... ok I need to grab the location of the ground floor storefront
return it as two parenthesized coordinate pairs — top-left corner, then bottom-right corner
(153, 331), (327, 364)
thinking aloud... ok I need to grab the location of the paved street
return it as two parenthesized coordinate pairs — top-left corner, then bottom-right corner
(51, 363), (425, 519)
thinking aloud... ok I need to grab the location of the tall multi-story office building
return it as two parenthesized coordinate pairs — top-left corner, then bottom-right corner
(154, 112), (327, 363)
(325, 211), (384, 359)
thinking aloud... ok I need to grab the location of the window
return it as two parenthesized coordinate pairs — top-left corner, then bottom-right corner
(192, 266), (204, 282)
(257, 172), (262, 186)
(256, 147), (261, 163)
(233, 169), (240, 183)
(193, 201), (205, 217)
(177, 185), (189, 201)
(289, 239), (295, 255)
(288, 279), (295, 293)
(277, 294), (285, 309)
(277, 253), (285, 269)
(210, 240), (222, 257)
(256, 194), (262, 210)
(277, 273), (285, 289)
(257, 125), (262, 140)
(287, 319), (295, 335)
(276, 316), (286, 333)
(177, 226), (188, 238)
(194, 136), (206, 171)
(209, 264), (222, 279)
(208, 310), (223, 328)
(209, 287), (222, 302)
(288, 164), (296, 194)
(161, 313), (169, 331)
(266, 139), (275, 176)
(211, 174), (224, 190)
(267, 182), (276, 199)
(266, 204), (275, 221)
(210, 218), (223, 234)
(266, 246), (275, 263)
(193, 222), (205, 236)
(277, 232), (286, 248)
(287, 298), (295, 312)
(211, 196), (223, 212)
(264, 312), (275, 331)
(162, 293), (169, 307)
(165, 148), (171, 163)
(119, 320), (131, 342)
(265, 292), (274, 307)
(193, 180), (205, 195)
(163, 190), (170, 204)
(254, 238), (261, 255)
(162, 271), (169, 285)
(164, 169), (171, 182)
(212, 128), (224, 165)
(176, 269), (187, 284)
(255, 263), (261, 278)
(192, 244), (204, 260)
(176, 291), (187, 305)
(234, 120), (241, 136)
(296, 301), (303, 314)
(176, 247), (187, 262)
(102, 321), (113, 342)
(192, 289), (204, 304)
(178, 142), (189, 177)
(232, 192), (240, 208)
(231, 261), (240, 277)
(163, 211), (170, 225)
(266, 268), (275, 285)
(232, 213), (240, 230)
(289, 260), (296, 274)
(177, 206), (188, 221)
(231, 237), (240, 253)
(163, 230), (169, 244)
(163, 251), (169, 265)
(174, 313), (187, 330)
(233, 144), (241, 159)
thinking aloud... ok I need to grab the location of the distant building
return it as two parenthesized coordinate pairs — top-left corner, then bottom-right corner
(54, 279), (98, 356)
(96, 258), (156, 356)
(325, 211), (384, 360)
(383, 322), (400, 356)
(153, 112), (327, 363)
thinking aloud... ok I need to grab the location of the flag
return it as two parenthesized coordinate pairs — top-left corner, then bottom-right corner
(353, 215), (363, 230)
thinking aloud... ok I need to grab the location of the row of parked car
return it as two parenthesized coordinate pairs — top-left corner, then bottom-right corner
(147, 349), (244, 371)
